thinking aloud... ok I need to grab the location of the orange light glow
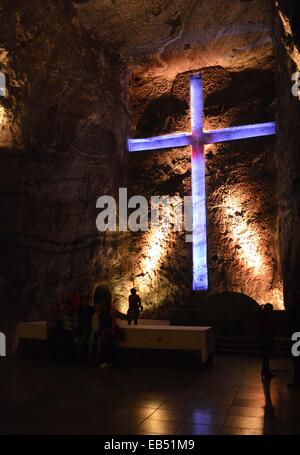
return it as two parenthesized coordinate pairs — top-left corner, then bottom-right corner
(222, 191), (284, 309)
(224, 194), (263, 275)
(0, 105), (6, 125)
(141, 228), (167, 275)
(134, 226), (169, 297)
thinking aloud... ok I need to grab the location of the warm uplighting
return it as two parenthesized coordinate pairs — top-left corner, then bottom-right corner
(222, 191), (284, 309)
(135, 226), (170, 297)
(278, 7), (300, 100)
(0, 105), (6, 125)
(0, 104), (13, 148)
(141, 228), (167, 276)
(112, 225), (171, 315)
(0, 104), (9, 148)
(224, 194), (263, 275)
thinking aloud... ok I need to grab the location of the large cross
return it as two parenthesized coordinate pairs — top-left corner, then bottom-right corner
(128, 74), (276, 291)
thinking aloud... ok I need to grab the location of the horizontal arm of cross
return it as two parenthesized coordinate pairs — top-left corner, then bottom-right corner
(128, 132), (191, 152)
(128, 122), (276, 152)
(203, 122), (276, 145)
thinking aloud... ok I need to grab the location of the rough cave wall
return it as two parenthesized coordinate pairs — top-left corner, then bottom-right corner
(274, 0), (300, 309)
(73, 0), (284, 314)
(0, 0), (289, 330)
(116, 65), (282, 317)
(0, 0), (129, 340)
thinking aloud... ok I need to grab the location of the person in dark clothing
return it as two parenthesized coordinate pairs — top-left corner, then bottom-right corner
(287, 304), (300, 388)
(257, 303), (275, 381)
(48, 301), (64, 360)
(62, 299), (78, 362)
(98, 301), (116, 368)
(127, 288), (142, 325)
(69, 288), (81, 312)
(89, 302), (102, 365)
(76, 296), (93, 363)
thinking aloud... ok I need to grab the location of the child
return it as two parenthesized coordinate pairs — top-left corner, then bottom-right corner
(127, 288), (142, 325)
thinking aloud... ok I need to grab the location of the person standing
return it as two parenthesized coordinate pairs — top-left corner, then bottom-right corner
(98, 301), (116, 368)
(62, 299), (78, 362)
(48, 301), (64, 360)
(127, 288), (142, 325)
(89, 303), (101, 365)
(257, 303), (275, 381)
(77, 296), (93, 363)
(69, 288), (81, 312)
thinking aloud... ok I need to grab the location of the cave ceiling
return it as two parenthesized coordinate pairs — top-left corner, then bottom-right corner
(73, 0), (275, 80)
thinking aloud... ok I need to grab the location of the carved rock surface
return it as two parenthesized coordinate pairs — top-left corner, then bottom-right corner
(116, 66), (283, 316)
(0, 1), (129, 340)
(1, 0), (299, 336)
(274, 0), (300, 308)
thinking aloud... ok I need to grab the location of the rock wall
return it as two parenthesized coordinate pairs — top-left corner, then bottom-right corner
(0, 0), (129, 340)
(103, 0), (284, 314)
(274, 0), (300, 309)
(0, 0), (294, 334)
(113, 65), (283, 316)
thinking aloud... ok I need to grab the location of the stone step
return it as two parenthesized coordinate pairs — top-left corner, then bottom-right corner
(215, 335), (290, 356)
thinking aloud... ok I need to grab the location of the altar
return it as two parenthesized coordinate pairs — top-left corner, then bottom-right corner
(13, 321), (48, 352)
(116, 320), (214, 364)
(12, 319), (214, 365)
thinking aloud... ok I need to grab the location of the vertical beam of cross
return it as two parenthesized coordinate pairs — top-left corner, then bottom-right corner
(128, 74), (276, 292)
(190, 75), (208, 290)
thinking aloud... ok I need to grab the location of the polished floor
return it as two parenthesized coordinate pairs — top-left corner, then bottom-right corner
(0, 355), (299, 435)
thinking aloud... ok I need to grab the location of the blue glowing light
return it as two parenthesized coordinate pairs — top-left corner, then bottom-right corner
(128, 74), (276, 291)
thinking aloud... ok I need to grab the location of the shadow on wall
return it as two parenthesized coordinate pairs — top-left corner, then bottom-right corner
(135, 93), (188, 137)
(94, 284), (125, 319)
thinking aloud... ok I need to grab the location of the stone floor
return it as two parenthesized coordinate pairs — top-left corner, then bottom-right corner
(0, 355), (299, 435)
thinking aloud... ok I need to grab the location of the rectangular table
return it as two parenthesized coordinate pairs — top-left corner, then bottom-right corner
(13, 321), (47, 352)
(13, 320), (214, 364)
(116, 323), (214, 363)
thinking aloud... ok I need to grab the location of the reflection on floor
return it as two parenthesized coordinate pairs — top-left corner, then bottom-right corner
(0, 355), (299, 435)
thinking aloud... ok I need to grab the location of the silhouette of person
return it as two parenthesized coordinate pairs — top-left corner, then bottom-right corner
(69, 288), (81, 312)
(98, 300), (116, 368)
(127, 288), (142, 325)
(257, 303), (275, 381)
(62, 299), (78, 362)
(77, 296), (93, 363)
(89, 302), (101, 365)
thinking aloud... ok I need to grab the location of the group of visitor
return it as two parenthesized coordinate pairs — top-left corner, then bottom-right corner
(46, 290), (300, 386)
(48, 289), (116, 368)
(48, 287), (143, 368)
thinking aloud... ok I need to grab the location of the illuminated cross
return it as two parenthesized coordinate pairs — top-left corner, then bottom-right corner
(128, 74), (276, 291)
